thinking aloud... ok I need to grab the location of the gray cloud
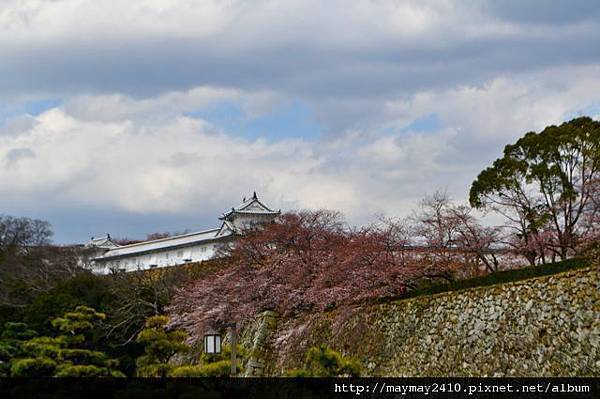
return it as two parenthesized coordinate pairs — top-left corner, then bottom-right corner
(3, 147), (35, 167)
(0, 1), (599, 242)
(483, 0), (600, 25)
(1, 1), (599, 134)
(0, 115), (38, 136)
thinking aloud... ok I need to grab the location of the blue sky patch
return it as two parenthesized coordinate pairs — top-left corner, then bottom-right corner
(0, 98), (61, 124)
(565, 103), (600, 121)
(185, 101), (322, 141)
(24, 98), (62, 116)
(402, 113), (442, 133)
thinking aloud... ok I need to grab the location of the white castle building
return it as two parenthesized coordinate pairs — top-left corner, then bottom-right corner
(85, 193), (280, 274)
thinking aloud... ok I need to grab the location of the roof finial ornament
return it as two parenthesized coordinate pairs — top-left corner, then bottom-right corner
(253, 191), (257, 200)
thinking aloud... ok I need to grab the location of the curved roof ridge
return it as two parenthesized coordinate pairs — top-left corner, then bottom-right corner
(220, 192), (279, 219)
(110, 227), (220, 250)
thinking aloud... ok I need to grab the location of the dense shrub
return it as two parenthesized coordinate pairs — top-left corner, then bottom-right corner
(135, 315), (189, 377)
(24, 274), (113, 335)
(170, 360), (231, 377)
(7, 306), (125, 377)
(10, 357), (57, 377)
(287, 345), (361, 377)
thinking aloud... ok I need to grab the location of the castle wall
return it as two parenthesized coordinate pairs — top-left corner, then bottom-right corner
(240, 266), (600, 376)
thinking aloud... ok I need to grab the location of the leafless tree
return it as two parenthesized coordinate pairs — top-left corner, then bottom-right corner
(0, 216), (82, 307)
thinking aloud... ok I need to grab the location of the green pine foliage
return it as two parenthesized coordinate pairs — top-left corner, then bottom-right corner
(0, 322), (38, 376)
(169, 360), (231, 377)
(10, 357), (57, 377)
(1, 322), (38, 341)
(199, 342), (247, 365)
(287, 345), (361, 377)
(135, 314), (249, 377)
(51, 305), (105, 343)
(135, 315), (189, 377)
(20, 336), (65, 359)
(6, 306), (125, 377)
(169, 343), (247, 377)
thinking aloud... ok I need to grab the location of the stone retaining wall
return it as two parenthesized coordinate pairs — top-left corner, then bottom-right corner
(241, 266), (600, 376)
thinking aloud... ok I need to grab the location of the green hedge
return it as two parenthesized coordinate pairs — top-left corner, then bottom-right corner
(404, 257), (588, 299)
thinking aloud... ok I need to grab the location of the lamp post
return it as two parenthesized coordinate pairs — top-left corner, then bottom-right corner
(228, 322), (237, 377)
(203, 322), (237, 377)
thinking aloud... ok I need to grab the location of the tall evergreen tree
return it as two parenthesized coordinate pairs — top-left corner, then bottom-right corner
(470, 117), (600, 264)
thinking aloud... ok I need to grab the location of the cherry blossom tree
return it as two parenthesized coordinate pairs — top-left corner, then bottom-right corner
(168, 210), (432, 342)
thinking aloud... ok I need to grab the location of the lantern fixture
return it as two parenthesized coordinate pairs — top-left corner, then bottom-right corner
(203, 330), (222, 354)
(203, 322), (237, 376)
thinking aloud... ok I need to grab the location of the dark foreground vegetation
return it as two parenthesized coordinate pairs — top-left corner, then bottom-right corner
(0, 215), (224, 376)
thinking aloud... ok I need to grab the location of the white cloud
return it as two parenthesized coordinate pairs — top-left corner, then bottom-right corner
(0, 102), (330, 216)
(0, 1), (449, 45)
(2, 63), (599, 239)
(62, 87), (281, 123)
(0, 0), (235, 42)
(385, 65), (600, 154)
(0, 1), (599, 241)
(2, 1), (598, 105)
(1, 0), (579, 50)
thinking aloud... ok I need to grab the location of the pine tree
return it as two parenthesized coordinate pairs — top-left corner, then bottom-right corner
(10, 306), (125, 377)
(135, 315), (189, 377)
(0, 322), (37, 376)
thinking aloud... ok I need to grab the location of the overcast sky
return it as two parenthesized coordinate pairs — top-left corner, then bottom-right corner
(1, 0), (600, 243)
